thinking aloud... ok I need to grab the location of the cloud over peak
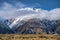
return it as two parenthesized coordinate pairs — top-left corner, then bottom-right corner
(17, 8), (60, 20)
(0, 2), (60, 20)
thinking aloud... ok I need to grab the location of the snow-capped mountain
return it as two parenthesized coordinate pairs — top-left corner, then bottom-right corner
(9, 15), (60, 34)
(0, 14), (60, 34)
(0, 17), (14, 34)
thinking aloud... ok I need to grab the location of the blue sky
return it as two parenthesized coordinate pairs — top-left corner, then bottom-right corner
(0, 0), (60, 10)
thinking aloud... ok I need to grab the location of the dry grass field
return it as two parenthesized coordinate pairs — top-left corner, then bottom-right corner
(0, 34), (60, 40)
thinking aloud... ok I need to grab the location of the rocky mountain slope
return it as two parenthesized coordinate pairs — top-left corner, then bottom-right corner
(0, 17), (14, 34)
(0, 16), (60, 34)
(10, 17), (60, 34)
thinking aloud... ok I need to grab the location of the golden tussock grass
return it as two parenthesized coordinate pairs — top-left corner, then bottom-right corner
(0, 34), (60, 40)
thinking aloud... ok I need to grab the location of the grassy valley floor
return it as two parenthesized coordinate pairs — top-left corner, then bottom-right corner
(0, 34), (60, 40)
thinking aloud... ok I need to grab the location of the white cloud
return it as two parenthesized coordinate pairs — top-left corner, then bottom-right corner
(0, 2), (60, 20)
(17, 8), (60, 20)
(49, 8), (60, 20)
(0, 2), (25, 19)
